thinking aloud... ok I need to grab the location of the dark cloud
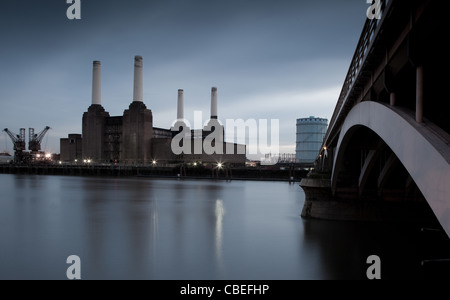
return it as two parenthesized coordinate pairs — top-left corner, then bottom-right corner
(0, 0), (368, 154)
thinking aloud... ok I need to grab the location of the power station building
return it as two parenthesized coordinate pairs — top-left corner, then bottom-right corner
(61, 56), (246, 166)
(296, 116), (328, 164)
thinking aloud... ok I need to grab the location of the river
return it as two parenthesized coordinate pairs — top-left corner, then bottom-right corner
(0, 174), (436, 280)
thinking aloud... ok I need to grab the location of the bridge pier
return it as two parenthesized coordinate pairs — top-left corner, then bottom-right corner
(300, 177), (438, 225)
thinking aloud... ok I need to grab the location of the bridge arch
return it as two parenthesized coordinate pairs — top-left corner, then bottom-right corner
(331, 101), (450, 236)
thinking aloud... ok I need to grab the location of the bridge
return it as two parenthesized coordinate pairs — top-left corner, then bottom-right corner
(300, 0), (450, 238)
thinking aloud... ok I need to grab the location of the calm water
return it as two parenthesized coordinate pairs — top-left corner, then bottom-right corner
(0, 174), (429, 280)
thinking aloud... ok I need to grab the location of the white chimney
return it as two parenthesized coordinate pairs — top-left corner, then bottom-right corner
(91, 61), (101, 105)
(133, 56), (143, 102)
(177, 89), (184, 120)
(211, 87), (218, 119)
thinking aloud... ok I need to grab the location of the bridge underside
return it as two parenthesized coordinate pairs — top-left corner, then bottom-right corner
(301, 101), (450, 237)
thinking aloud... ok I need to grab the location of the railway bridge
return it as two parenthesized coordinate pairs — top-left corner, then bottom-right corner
(300, 0), (450, 238)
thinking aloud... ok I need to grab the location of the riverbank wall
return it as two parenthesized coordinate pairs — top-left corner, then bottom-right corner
(0, 164), (309, 182)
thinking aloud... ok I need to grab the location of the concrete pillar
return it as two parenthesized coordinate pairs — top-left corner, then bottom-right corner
(133, 56), (143, 102)
(211, 87), (218, 119)
(92, 61), (101, 105)
(416, 65), (424, 123)
(177, 89), (184, 120)
(390, 92), (396, 106)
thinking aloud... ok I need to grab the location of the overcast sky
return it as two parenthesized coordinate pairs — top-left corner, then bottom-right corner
(0, 0), (368, 155)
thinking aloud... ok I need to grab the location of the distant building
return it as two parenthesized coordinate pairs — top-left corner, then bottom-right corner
(296, 116), (328, 164)
(60, 134), (82, 162)
(60, 56), (246, 166)
(0, 152), (12, 164)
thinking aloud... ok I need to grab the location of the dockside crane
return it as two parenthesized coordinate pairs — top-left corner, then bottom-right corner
(29, 126), (51, 153)
(3, 128), (28, 164)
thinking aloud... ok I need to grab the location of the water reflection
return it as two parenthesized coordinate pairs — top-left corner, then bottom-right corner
(215, 199), (225, 276)
(81, 178), (160, 279)
(301, 218), (424, 279)
(124, 180), (156, 278)
(76, 178), (233, 279)
(0, 174), (428, 279)
(301, 219), (367, 279)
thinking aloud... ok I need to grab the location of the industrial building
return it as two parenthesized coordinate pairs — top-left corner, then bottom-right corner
(0, 152), (13, 164)
(60, 134), (82, 162)
(296, 116), (328, 164)
(61, 56), (246, 166)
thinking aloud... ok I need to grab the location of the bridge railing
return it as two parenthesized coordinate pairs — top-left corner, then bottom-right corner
(324, 0), (392, 144)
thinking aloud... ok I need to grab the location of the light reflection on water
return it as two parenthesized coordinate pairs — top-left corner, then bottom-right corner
(0, 174), (424, 279)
